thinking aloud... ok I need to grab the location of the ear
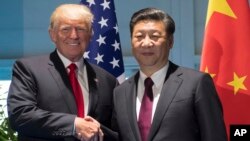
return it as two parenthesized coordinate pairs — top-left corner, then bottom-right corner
(49, 29), (56, 42)
(168, 35), (174, 49)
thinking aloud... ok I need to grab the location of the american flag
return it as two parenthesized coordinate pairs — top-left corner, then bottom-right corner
(80, 0), (125, 83)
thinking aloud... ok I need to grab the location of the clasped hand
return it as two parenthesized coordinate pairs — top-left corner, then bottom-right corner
(75, 116), (103, 141)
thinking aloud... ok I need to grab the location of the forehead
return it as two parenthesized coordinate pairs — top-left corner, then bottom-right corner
(55, 16), (91, 31)
(133, 20), (165, 32)
(58, 18), (87, 26)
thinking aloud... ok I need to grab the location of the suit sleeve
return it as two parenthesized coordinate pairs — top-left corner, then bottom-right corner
(7, 60), (76, 139)
(195, 73), (228, 141)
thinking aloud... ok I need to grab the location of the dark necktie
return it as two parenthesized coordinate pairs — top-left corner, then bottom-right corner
(138, 77), (154, 141)
(68, 63), (84, 117)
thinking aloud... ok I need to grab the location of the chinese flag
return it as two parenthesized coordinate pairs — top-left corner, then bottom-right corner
(200, 0), (250, 137)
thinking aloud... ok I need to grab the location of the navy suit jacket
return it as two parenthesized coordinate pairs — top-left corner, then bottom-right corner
(113, 62), (227, 141)
(7, 51), (118, 141)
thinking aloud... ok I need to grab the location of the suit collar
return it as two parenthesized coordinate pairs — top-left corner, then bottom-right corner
(125, 72), (141, 141)
(127, 61), (183, 141)
(56, 50), (85, 71)
(84, 60), (99, 116)
(148, 61), (183, 140)
(48, 50), (77, 114)
(48, 51), (99, 116)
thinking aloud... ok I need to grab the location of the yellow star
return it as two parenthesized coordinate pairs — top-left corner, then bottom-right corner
(204, 66), (216, 78)
(206, 0), (236, 25)
(227, 73), (247, 95)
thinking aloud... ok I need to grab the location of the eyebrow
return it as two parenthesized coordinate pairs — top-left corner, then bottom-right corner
(134, 29), (162, 34)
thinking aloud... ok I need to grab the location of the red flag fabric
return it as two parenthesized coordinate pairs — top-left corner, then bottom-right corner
(200, 0), (250, 137)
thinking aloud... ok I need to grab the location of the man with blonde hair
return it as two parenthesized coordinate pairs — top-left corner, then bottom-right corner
(8, 4), (118, 141)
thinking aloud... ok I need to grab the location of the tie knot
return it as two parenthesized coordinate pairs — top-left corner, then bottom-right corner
(68, 63), (77, 71)
(144, 77), (154, 88)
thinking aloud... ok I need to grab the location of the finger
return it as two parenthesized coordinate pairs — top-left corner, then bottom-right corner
(99, 128), (103, 136)
(80, 132), (94, 141)
(99, 129), (104, 141)
(84, 116), (95, 121)
(84, 116), (100, 127)
(86, 123), (100, 133)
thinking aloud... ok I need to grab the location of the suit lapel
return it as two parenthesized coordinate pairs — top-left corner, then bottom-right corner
(126, 73), (141, 141)
(48, 53), (99, 116)
(148, 62), (183, 140)
(48, 51), (77, 114)
(84, 61), (99, 116)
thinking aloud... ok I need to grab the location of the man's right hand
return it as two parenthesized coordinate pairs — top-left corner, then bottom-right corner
(75, 116), (103, 141)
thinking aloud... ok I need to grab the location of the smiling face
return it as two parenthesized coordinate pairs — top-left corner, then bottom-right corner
(131, 20), (173, 75)
(49, 18), (91, 62)
(49, 4), (93, 62)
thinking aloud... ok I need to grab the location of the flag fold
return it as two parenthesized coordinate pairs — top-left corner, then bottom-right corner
(200, 0), (250, 136)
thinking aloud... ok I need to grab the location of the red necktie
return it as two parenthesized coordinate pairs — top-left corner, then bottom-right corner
(68, 63), (84, 117)
(138, 77), (154, 141)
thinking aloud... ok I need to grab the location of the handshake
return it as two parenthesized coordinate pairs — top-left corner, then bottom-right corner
(75, 116), (103, 141)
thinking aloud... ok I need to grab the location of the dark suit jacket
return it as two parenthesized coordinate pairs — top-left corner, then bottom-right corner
(7, 51), (118, 141)
(113, 62), (227, 141)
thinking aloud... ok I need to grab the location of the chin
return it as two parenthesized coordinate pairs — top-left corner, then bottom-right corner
(141, 62), (156, 67)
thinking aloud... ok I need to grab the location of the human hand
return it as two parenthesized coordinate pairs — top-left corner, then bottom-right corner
(75, 116), (103, 141)
(80, 129), (103, 141)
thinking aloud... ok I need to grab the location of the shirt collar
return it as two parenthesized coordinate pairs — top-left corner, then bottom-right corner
(56, 50), (84, 69)
(139, 61), (169, 88)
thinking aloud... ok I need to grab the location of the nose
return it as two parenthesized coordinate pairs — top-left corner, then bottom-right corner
(141, 35), (153, 47)
(69, 28), (79, 39)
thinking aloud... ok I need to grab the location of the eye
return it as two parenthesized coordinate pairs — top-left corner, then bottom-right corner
(76, 27), (88, 33)
(149, 32), (163, 41)
(150, 35), (160, 40)
(133, 34), (145, 41)
(135, 35), (143, 38)
(61, 27), (70, 33)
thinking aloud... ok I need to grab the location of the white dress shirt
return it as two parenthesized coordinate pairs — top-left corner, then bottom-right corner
(136, 62), (169, 122)
(57, 50), (89, 117)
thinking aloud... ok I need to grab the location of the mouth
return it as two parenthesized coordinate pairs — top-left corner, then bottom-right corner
(142, 52), (154, 56)
(67, 43), (80, 46)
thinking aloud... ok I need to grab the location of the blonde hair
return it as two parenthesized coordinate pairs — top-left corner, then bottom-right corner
(49, 4), (93, 30)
